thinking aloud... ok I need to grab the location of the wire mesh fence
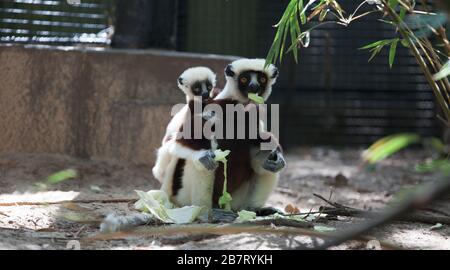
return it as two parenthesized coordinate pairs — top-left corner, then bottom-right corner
(0, 0), (441, 146)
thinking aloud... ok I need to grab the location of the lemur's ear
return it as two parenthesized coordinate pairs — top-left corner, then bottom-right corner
(178, 77), (184, 85)
(225, 64), (235, 78)
(271, 67), (279, 79)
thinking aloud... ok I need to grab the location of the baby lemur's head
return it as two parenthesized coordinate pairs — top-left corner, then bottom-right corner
(223, 58), (279, 103)
(178, 67), (217, 102)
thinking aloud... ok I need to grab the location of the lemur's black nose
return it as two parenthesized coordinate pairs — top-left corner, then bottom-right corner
(248, 83), (260, 93)
(202, 91), (210, 100)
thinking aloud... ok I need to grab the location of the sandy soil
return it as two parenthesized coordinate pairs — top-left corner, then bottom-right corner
(0, 148), (449, 250)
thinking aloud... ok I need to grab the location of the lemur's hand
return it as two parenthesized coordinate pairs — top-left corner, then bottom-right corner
(262, 149), (286, 173)
(198, 150), (218, 171)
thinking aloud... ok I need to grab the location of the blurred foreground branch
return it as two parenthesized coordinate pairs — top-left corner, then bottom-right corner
(313, 176), (450, 249)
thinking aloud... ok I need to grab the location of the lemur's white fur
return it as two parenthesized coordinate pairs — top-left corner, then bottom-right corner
(216, 58), (278, 103)
(178, 67), (217, 103)
(152, 67), (216, 184)
(157, 59), (282, 212)
(231, 148), (280, 210)
(214, 58), (281, 211)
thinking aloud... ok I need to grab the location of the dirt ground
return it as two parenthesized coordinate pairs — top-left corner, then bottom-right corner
(0, 147), (449, 250)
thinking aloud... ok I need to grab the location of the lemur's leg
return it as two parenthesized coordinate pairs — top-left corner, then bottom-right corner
(160, 155), (179, 198)
(243, 133), (286, 215)
(242, 147), (281, 211)
(182, 159), (215, 209)
(152, 142), (172, 182)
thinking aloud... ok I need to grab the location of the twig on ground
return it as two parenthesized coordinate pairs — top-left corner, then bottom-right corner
(313, 193), (352, 210)
(275, 187), (300, 197)
(83, 223), (400, 249)
(0, 198), (138, 207)
(320, 206), (450, 225)
(74, 225), (87, 238)
(242, 218), (313, 228)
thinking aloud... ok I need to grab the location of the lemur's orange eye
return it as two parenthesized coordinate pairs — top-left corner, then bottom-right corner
(260, 77), (267, 84)
(240, 77), (248, 84)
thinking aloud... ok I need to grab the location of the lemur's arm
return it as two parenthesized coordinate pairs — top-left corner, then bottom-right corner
(245, 103), (285, 174)
(167, 100), (217, 171)
(249, 131), (285, 174)
(169, 135), (217, 171)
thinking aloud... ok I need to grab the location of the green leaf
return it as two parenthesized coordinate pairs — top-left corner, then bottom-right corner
(214, 149), (233, 211)
(415, 159), (450, 174)
(389, 39), (398, 68)
(90, 185), (103, 193)
(400, 39), (409, 48)
(368, 46), (382, 62)
(219, 192), (232, 211)
(265, 0), (299, 66)
(46, 169), (77, 184)
(429, 223), (444, 231)
(319, 8), (328, 21)
(298, 0), (307, 24)
(248, 93), (265, 104)
(314, 225), (336, 232)
(427, 137), (446, 153)
(363, 133), (421, 164)
(360, 39), (392, 50)
(388, 0), (399, 9)
(236, 210), (257, 222)
(399, 6), (406, 21)
(433, 59), (450, 81)
(214, 149), (230, 162)
(289, 15), (300, 63)
(134, 190), (204, 224)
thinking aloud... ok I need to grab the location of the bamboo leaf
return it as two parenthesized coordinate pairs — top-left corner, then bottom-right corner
(368, 46), (382, 62)
(388, 0), (399, 9)
(298, 0), (307, 24)
(389, 39), (398, 68)
(47, 169), (77, 184)
(433, 59), (450, 81)
(399, 6), (406, 21)
(362, 133), (421, 164)
(289, 15), (300, 62)
(319, 8), (328, 21)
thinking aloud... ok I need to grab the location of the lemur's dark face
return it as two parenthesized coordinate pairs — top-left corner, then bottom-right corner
(237, 70), (268, 96)
(192, 80), (214, 100)
(179, 78), (214, 101)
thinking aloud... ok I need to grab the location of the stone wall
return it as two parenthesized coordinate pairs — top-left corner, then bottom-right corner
(0, 44), (236, 165)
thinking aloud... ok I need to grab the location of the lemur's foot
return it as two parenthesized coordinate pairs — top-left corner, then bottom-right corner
(262, 149), (286, 173)
(198, 150), (218, 171)
(254, 207), (284, 217)
(210, 208), (238, 223)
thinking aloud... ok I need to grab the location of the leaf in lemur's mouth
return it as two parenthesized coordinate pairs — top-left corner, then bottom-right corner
(248, 93), (264, 104)
(214, 149), (232, 211)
